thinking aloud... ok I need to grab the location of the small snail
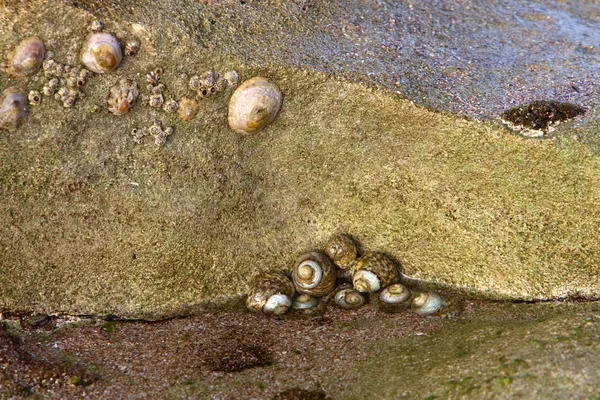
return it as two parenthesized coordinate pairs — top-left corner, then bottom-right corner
(0, 87), (27, 130)
(292, 251), (337, 297)
(80, 32), (123, 73)
(372, 283), (413, 313)
(246, 271), (295, 315)
(6, 37), (45, 77)
(352, 252), (399, 293)
(228, 76), (282, 135)
(333, 283), (366, 310)
(411, 292), (443, 316)
(291, 294), (326, 317)
(325, 234), (358, 272)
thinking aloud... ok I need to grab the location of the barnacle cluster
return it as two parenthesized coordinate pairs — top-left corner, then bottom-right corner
(143, 68), (166, 109)
(188, 70), (235, 99)
(1, 28), (260, 140)
(246, 234), (445, 317)
(107, 79), (139, 115)
(42, 51), (93, 108)
(130, 120), (173, 146)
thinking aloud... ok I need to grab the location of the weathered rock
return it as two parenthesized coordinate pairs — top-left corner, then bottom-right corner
(0, 0), (599, 318)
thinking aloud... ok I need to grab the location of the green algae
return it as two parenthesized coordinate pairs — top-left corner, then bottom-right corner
(340, 302), (600, 399)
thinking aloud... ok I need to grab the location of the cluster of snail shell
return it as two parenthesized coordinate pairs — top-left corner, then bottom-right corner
(246, 234), (444, 317)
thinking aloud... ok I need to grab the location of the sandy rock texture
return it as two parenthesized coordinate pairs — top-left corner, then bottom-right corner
(0, 0), (599, 318)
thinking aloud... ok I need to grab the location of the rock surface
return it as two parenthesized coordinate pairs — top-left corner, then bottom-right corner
(1, 300), (600, 398)
(0, 0), (599, 318)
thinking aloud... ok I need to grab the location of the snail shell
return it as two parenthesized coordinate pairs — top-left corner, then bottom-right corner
(0, 87), (27, 131)
(107, 79), (139, 115)
(411, 292), (443, 316)
(228, 77), (282, 135)
(246, 271), (295, 315)
(292, 251), (336, 297)
(372, 283), (413, 313)
(291, 294), (326, 317)
(380, 283), (412, 304)
(333, 283), (366, 310)
(352, 252), (399, 293)
(6, 37), (45, 77)
(80, 33), (122, 73)
(325, 234), (358, 271)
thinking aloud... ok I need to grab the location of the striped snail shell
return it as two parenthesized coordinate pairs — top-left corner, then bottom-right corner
(411, 292), (443, 316)
(80, 32), (122, 73)
(246, 272), (295, 315)
(6, 37), (45, 77)
(372, 283), (413, 313)
(228, 77), (282, 135)
(333, 283), (366, 310)
(325, 234), (358, 271)
(352, 252), (399, 293)
(292, 251), (337, 297)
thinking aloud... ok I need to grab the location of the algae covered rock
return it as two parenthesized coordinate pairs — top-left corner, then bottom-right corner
(0, 0), (599, 318)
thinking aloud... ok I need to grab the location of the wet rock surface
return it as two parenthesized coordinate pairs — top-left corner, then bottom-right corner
(1, 301), (599, 398)
(72, 0), (600, 119)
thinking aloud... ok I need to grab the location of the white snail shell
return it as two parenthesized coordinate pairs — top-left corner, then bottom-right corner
(292, 294), (319, 310)
(6, 37), (45, 77)
(0, 87), (27, 131)
(352, 270), (380, 293)
(292, 251), (336, 297)
(379, 283), (412, 305)
(228, 77), (282, 135)
(80, 33), (122, 73)
(411, 292), (443, 316)
(263, 293), (292, 314)
(246, 271), (295, 315)
(374, 283), (413, 313)
(334, 284), (366, 310)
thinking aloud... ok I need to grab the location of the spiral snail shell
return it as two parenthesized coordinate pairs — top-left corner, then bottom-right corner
(0, 87), (27, 131)
(411, 292), (443, 316)
(80, 32), (122, 73)
(291, 294), (326, 317)
(333, 284), (366, 310)
(246, 272), (295, 315)
(228, 77), (282, 135)
(352, 252), (399, 293)
(325, 234), (358, 271)
(372, 283), (413, 313)
(6, 37), (45, 77)
(292, 251), (337, 297)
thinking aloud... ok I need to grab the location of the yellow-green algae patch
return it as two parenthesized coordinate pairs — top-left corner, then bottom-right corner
(1, 2), (599, 318)
(2, 69), (600, 318)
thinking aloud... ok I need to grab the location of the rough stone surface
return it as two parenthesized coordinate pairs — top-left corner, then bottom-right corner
(0, 0), (599, 318)
(1, 300), (599, 398)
